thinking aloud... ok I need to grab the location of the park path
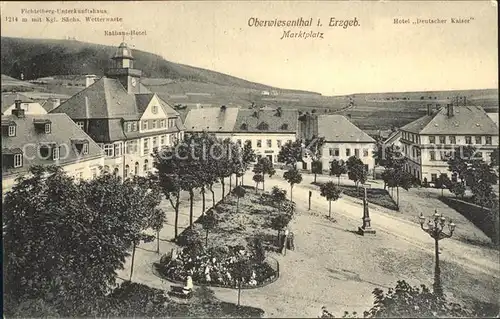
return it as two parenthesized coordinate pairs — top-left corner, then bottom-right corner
(264, 171), (499, 278)
(116, 171), (499, 317)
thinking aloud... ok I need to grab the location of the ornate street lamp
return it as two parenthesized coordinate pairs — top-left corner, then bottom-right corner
(358, 184), (376, 235)
(419, 210), (456, 296)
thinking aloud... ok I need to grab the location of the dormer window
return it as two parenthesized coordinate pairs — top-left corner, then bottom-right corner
(257, 122), (269, 130)
(240, 123), (248, 130)
(33, 119), (52, 134)
(71, 139), (89, 155)
(2, 148), (23, 169)
(2, 120), (16, 137)
(76, 121), (85, 130)
(281, 123), (289, 130)
(8, 125), (16, 136)
(39, 143), (59, 161)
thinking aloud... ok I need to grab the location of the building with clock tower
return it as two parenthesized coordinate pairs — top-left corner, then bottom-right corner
(51, 42), (185, 178)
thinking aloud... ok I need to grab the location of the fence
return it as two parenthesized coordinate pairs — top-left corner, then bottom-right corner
(152, 256), (280, 290)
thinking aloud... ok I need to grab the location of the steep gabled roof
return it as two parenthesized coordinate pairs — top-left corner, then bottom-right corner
(234, 109), (298, 133)
(1, 93), (35, 113)
(401, 105), (498, 135)
(317, 115), (375, 143)
(184, 107), (240, 132)
(1, 113), (104, 176)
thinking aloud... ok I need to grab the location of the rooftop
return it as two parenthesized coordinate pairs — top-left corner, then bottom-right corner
(316, 115), (375, 143)
(2, 113), (104, 176)
(400, 105), (498, 135)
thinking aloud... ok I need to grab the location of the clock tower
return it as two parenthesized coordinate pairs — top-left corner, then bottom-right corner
(105, 42), (142, 94)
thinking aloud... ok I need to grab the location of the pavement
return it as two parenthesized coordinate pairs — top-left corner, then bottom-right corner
(116, 170), (499, 318)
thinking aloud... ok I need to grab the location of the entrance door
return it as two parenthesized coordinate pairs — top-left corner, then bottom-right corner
(266, 155), (273, 163)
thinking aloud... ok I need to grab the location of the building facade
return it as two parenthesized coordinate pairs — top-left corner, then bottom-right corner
(2, 93), (48, 115)
(184, 106), (299, 164)
(50, 42), (185, 178)
(312, 115), (376, 172)
(2, 106), (104, 193)
(400, 104), (499, 183)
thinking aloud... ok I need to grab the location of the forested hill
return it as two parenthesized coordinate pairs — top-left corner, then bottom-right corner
(1, 37), (319, 95)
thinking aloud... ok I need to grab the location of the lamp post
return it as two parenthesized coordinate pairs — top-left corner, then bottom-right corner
(358, 184), (376, 235)
(419, 210), (456, 296)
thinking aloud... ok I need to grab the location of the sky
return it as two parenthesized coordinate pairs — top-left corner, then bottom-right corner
(1, 1), (498, 96)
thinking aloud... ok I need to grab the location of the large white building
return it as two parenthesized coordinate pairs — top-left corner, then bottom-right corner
(2, 104), (105, 193)
(51, 42), (185, 178)
(400, 104), (499, 183)
(310, 115), (376, 172)
(183, 106), (299, 164)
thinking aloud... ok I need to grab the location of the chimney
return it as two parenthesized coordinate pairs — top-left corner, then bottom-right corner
(447, 104), (454, 117)
(12, 99), (25, 118)
(427, 104), (432, 115)
(347, 113), (352, 120)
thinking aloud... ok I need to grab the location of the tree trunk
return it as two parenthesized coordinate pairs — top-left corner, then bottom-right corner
(441, 187), (444, 197)
(237, 280), (241, 306)
(237, 197), (240, 213)
(329, 200), (331, 217)
(373, 165), (376, 179)
(189, 189), (194, 226)
(129, 241), (136, 281)
(314, 173), (317, 183)
(229, 175), (233, 192)
(210, 185), (215, 208)
(235, 175), (239, 187)
(255, 183), (258, 193)
(290, 185), (293, 201)
(338, 176), (340, 186)
(221, 179), (225, 201)
(262, 174), (265, 191)
(156, 230), (160, 254)
(174, 196), (180, 239)
(396, 186), (400, 210)
(242, 174), (245, 186)
(205, 229), (209, 246)
(201, 187), (206, 216)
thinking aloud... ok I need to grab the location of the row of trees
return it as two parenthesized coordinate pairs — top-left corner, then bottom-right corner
(3, 166), (166, 316)
(153, 133), (256, 238)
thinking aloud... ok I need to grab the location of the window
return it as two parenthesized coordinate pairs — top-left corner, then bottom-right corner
(346, 148), (351, 156)
(486, 136), (492, 145)
(267, 139), (272, 148)
(135, 162), (139, 175)
(431, 174), (437, 182)
(257, 139), (262, 148)
(354, 149), (360, 157)
(363, 149), (369, 157)
(160, 135), (165, 145)
(439, 136), (446, 144)
(143, 138), (150, 154)
(77, 121), (85, 130)
(13, 153), (23, 168)
(165, 134), (169, 145)
(246, 140), (252, 148)
(91, 168), (98, 178)
(142, 120), (148, 130)
(45, 123), (51, 134)
(160, 119), (166, 128)
(240, 123), (248, 130)
(124, 165), (129, 178)
(52, 147), (60, 160)
(429, 136), (435, 144)
(152, 120), (157, 129)
(104, 144), (114, 157)
(449, 136), (456, 144)
(281, 123), (289, 130)
(465, 136), (472, 144)
(114, 143), (122, 157)
(152, 105), (158, 114)
(277, 140), (282, 147)
(143, 159), (149, 172)
(8, 125), (16, 137)
(82, 143), (89, 155)
(475, 136), (482, 144)
(152, 137), (158, 150)
(132, 122), (137, 131)
(126, 140), (138, 154)
(429, 151), (436, 161)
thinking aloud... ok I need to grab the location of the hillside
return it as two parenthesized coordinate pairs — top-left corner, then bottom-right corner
(0, 37), (319, 95)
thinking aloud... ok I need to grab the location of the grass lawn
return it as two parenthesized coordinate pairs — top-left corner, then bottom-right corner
(98, 281), (264, 318)
(177, 185), (294, 252)
(312, 182), (398, 211)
